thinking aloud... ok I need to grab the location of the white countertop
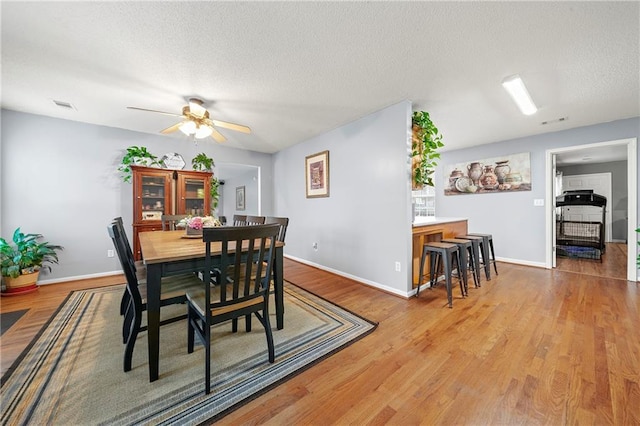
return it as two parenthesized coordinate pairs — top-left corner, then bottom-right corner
(412, 217), (468, 227)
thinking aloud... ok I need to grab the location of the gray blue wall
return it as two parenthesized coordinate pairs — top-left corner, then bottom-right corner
(0, 109), (274, 282)
(272, 101), (413, 295)
(436, 117), (639, 266)
(2, 107), (637, 288)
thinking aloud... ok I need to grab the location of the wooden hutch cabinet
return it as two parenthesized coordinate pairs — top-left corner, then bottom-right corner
(131, 165), (212, 260)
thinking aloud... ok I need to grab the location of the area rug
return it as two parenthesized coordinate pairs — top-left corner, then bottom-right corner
(1, 282), (376, 425)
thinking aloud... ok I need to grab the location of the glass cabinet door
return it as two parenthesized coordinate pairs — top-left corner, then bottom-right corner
(133, 168), (172, 223)
(176, 171), (211, 216)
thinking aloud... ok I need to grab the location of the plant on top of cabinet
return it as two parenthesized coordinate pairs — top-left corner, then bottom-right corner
(191, 153), (220, 211)
(191, 153), (215, 172)
(412, 111), (444, 189)
(118, 146), (161, 183)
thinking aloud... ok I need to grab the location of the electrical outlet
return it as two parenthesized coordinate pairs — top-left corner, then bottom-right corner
(395, 261), (401, 272)
(107, 249), (115, 258)
(534, 199), (544, 206)
(312, 242), (318, 251)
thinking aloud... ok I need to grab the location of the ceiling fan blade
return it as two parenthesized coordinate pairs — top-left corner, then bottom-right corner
(210, 127), (227, 143)
(127, 106), (183, 117)
(210, 119), (251, 134)
(160, 122), (183, 134)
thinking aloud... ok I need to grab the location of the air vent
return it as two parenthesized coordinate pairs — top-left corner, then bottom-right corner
(52, 100), (76, 110)
(541, 116), (568, 125)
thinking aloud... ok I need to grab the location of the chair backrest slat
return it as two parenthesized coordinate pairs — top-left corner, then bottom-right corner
(232, 215), (247, 226)
(107, 222), (143, 309)
(265, 216), (289, 242)
(246, 215), (266, 226)
(202, 224), (280, 319)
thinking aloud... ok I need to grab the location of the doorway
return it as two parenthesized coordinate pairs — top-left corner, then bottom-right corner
(545, 138), (638, 281)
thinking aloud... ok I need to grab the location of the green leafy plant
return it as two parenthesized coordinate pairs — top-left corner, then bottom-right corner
(412, 111), (444, 188)
(0, 228), (63, 278)
(191, 153), (215, 172)
(210, 177), (220, 210)
(118, 146), (160, 183)
(191, 153), (220, 212)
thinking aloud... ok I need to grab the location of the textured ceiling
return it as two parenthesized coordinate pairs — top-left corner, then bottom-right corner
(1, 2), (638, 155)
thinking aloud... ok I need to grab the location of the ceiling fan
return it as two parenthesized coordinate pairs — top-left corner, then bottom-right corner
(127, 98), (251, 143)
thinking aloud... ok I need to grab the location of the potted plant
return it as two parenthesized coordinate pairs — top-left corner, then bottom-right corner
(191, 153), (220, 212)
(118, 146), (161, 183)
(412, 111), (444, 189)
(0, 228), (63, 294)
(191, 153), (215, 172)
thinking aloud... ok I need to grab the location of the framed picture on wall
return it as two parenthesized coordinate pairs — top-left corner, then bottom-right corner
(236, 186), (246, 210)
(305, 150), (330, 198)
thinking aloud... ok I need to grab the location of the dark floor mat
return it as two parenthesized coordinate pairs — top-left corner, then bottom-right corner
(1, 309), (28, 335)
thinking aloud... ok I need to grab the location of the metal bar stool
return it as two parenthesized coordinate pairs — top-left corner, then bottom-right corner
(442, 238), (479, 289)
(455, 235), (487, 282)
(468, 233), (498, 276)
(417, 242), (465, 308)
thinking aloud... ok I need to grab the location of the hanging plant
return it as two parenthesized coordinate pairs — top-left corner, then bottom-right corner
(411, 111), (444, 188)
(117, 146), (160, 183)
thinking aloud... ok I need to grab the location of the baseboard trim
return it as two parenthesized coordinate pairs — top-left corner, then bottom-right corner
(284, 254), (411, 298)
(495, 257), (547, 269)
(37, 270), (123, 286)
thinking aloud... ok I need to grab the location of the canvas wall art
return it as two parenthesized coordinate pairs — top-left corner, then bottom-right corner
(444, 152), (531, 196)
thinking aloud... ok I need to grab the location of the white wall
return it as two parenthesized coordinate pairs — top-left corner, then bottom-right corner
(273, 101), (413, 295)
(220, 168), (260, 218)
(436, 117), (639, 267)
(0, 109), (274, 282)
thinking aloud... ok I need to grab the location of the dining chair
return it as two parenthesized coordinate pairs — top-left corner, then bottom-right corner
(265, 216), (289, 242)
(113, 217), (146, 316)
(161, 214), (188, 231)
(108, 222), (204, 372)
(218, 215), (227, 225)
(246, 215), (266, 225)
(186, 223), (280, 394)
(232, 214), (247, 226)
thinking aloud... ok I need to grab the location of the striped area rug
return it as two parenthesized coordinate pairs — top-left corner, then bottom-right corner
(1, 282), (376, 425)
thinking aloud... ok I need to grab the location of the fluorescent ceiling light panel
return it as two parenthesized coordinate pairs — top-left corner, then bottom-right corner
(502, 75), (537, 115)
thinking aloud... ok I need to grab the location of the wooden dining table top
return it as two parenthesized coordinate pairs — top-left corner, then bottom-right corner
(139, 230), (284, 265)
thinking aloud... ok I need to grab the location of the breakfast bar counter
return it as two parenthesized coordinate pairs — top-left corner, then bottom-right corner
(412, 217), (468, 288)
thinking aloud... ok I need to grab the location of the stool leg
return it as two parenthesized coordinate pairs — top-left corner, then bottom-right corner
(489, 239), (498, 275)
(442, 252), (453, 308)
(468, 246), (480, 288)
(451, 250), (464, 298)
(471, 241), (482, 287)
(429, 252), (438, 289)
(480, 239), (491, 281)
(457, 249), (468, 297)
(417, 245), (428, 297)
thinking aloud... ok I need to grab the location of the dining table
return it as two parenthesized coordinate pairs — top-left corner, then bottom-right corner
(139, 229), (285, 382)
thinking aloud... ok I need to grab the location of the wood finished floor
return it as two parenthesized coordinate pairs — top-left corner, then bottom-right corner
(1, 252), (638, 424)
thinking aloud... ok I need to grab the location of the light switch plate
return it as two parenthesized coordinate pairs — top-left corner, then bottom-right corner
(534, 199), (544, 206)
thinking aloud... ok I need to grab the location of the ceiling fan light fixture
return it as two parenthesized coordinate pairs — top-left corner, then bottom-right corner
(502, 74), (537, 115)
(179, 120), (197, 135)
(194, 124), (213, 139)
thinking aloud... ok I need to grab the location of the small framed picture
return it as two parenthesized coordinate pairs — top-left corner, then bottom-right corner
(305, 150), (330, 198)
(236, 186), (246, 210)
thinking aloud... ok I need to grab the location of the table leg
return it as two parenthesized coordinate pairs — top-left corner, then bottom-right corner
(274, 246), (284, 330)
(146, 264), (161, 382)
